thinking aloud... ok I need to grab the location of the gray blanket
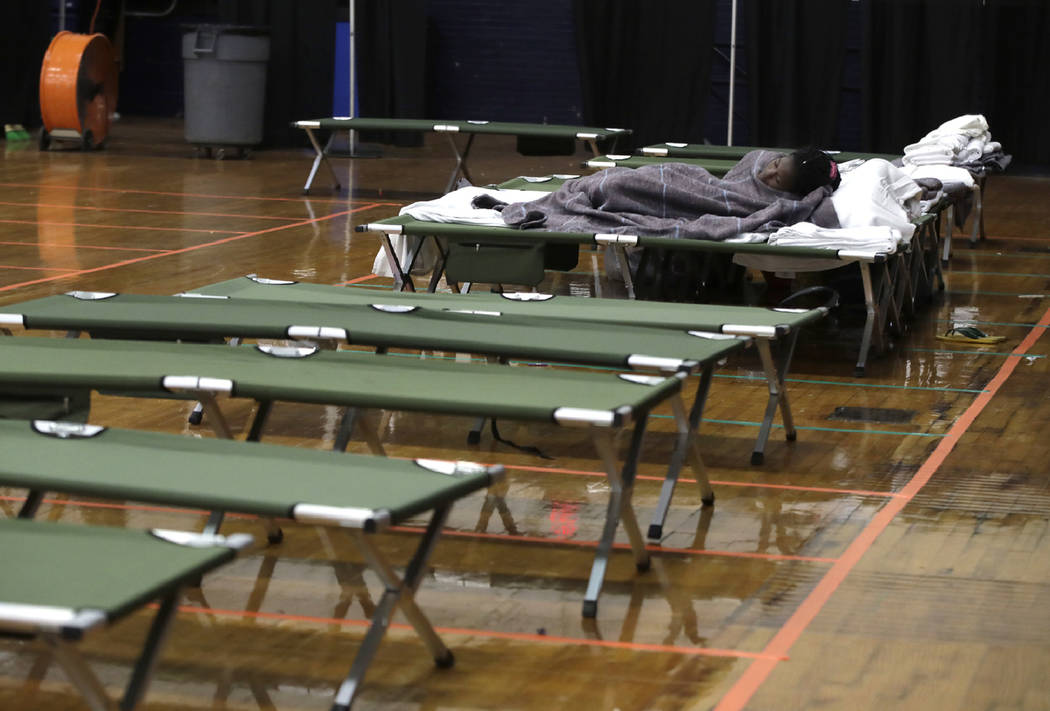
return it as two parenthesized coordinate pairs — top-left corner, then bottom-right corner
(502, 150), (840, 240)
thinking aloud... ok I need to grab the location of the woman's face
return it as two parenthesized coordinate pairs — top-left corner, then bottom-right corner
(758, 155), (798, 192)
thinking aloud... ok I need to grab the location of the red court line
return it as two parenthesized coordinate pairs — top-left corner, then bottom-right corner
(173, 604), (785, 661)
(0, 205), (377, 294)
(503, 463), (900, 499)
(0, 239), (168, 253)
(713, 304), (1050, 711)
(0, 181), (402, 207)
(0, 217), (244, 235)
(0, 199), (303, 223)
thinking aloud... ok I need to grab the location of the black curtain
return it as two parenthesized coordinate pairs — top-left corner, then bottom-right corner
(573, 0), (717, 148)
(744, 0), (847, 149)
(861, 0), (990, 155)
(984, 0), (1050, 167)
(220, 0), (337, 147)
(355, 0), (428, 146)
(0, 1), (51, 129)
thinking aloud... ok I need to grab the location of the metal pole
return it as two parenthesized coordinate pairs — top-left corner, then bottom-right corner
(59, 0), (66, 31)
(727, 0), (737, 146)
(348, 0), (357, 154)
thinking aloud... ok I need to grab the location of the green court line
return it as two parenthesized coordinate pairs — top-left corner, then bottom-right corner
(649, 413), (946, 437)
(945, 290), (1048, 297)
(947, 270), (1050, 278)
(905, 347), (1046, 358)
(934, 318), (1048, 329)
(718, 372), (985, 394)
(954, 249), (1050, 258)
(374, 352), (988, 396)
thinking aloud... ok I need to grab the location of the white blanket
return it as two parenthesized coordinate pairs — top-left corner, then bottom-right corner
(767, 222), (901, 253)
(371, 186), (544, 277)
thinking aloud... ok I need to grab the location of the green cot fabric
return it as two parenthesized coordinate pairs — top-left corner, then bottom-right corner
(0, 337), (680, 422)
(304, 118), (629, 141)
(0, 420), (492, 524)
(587, 155), (737, 175)
(188, 277), (825, 334)
(641, 143), (901, 163)
(3, 292), (746, 368)
(0, 518), (235, 621)
(444, 239), (546, 285)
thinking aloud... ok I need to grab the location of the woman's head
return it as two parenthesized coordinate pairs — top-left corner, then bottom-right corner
(759, 147), (841, 195)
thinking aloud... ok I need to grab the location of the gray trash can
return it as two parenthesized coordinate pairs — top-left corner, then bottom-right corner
(182, 25), (269, 157)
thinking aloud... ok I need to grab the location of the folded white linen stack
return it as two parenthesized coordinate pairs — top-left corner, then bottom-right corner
(902, 114), (993, 167)
(767, 222), (902, 253)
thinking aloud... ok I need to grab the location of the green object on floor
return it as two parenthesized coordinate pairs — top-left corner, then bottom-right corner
(4, 124), (30, 141)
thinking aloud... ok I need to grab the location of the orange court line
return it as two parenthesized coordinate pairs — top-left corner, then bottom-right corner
(338, 273), (380, 283)
(0, 181), (402, 207)
(0, 239), (168, 253)
(0, 205), (376, 293)
(173, 604), (787, 662)
(0, 217), (245, 235)
(0, 199), (304, 222)
(713, 304), (1050, 711)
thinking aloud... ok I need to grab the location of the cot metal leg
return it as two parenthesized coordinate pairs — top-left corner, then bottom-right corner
(585, 138), (600, 157)
(612, 246), (636, 299)
(942, 204), (954, 263)
(117, 588), (181, 711)
(333, 408), (386, 455)
(474, 476), (519, 535)
(443, 134), (476, 193)
(196, 395), (234, 440)
(42, 587), (180, 711)
(380, 234), (416, 292)
(584, 423), (650, 618)
(45, 639), (114, 711)
(332, 506), (454, 711)
(648, 370), (714, 540)
(302, 128), (342, 194)
(752, 336), (798, 465)
(17, 491), (44, 519)
(970, 181), (984, 245)
(855, 263), (880, 377)
(425, 238), (448, 293)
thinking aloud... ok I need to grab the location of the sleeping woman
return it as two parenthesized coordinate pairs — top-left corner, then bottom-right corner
(479, 147), (842, 241)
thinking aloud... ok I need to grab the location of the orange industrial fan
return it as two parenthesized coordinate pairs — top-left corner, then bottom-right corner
(38, 31), (118, 150)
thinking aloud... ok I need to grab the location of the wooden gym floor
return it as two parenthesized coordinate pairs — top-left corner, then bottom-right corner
(1, 118), (1049, 711)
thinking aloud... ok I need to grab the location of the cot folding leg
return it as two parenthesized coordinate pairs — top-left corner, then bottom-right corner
(331, 506), (454, 711)
(302, 127), (342, 194)
(333, 407), (387, 455)
(855, 263), (882, 377)
(647, 372), (715, 540)
(380, 234), (416, 292)
(583, 423), (650, 618)
(751, 336), (798, 465)
(442, 133), (476, 193)
(43, 587), (181, 711)
(611, 245), (636, 299)
(942, 205), (954, 263)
